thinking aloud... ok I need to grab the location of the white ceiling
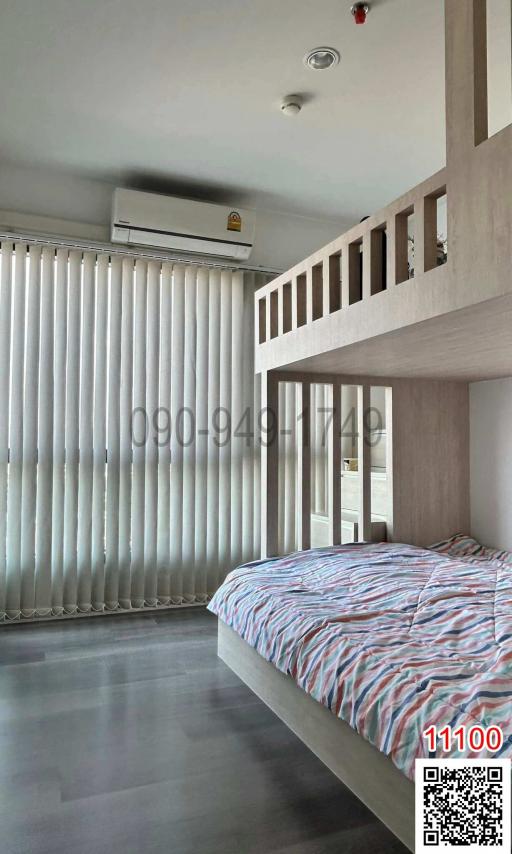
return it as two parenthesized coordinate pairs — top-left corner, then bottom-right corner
(0, 0), (509, 224)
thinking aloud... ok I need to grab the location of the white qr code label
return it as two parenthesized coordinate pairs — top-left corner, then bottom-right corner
(415, 759), (511, 853)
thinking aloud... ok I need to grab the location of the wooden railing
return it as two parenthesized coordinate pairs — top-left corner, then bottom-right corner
(255, 168), (447, 349)
(260, 373), (389, 558)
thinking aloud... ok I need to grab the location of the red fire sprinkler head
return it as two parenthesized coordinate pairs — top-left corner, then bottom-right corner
(351, 3), (369, 24)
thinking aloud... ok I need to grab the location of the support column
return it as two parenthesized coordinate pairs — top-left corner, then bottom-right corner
(327, 383), (342, 546)
(445, 0), (488, 161)
(260, 371), (279, 558)
(297, 382), (311, 551)
(357, 384), (372, 542)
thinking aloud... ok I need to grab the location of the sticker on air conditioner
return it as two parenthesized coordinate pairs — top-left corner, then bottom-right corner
(227, 211), (242, 232)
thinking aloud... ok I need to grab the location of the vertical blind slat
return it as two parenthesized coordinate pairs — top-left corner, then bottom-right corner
(20, 245), (41, 616)
(230, 271), (244, 572)
(50, 248), (69, 614)
(118, 257), (134, 608)
(194, 266), (209, 601)
(143, 260), (160, 606)
(6, 245), (26, 616)
(34, 247), (55, 614)
(91, 253), (108, 610)
(77, 252), (95, 610)
(130, 259), (147, 609)
(0, 243), (13, 616)
(218, 270), (232, 582)
(206, 268), (221, 593)
(63, 251), (82, 612)
(156, 262), (172, 605)
(104, 256), (122, 609)
(241, 272), (255, 565)
(169, 264), (185, 603)
(181, 265), (197, 601)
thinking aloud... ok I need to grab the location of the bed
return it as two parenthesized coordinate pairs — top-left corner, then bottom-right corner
(208, 535), (512, 851)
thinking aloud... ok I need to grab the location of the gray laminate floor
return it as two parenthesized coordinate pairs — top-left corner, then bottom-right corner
(0, 609), (407, 854)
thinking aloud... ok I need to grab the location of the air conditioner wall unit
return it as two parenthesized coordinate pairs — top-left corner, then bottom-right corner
(111, 189), (255, 260)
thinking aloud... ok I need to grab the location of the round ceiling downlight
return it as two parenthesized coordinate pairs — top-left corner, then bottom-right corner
(303, 47), (340, 71)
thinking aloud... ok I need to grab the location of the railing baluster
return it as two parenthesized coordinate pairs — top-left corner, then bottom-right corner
(357, 384), (371, 542)
(297, 382), (311, 551)
(328, 383), (342, 546)
(261, 371), (279, 558)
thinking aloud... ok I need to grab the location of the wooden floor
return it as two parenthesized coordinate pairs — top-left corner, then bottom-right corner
(0, 609), (407, 854)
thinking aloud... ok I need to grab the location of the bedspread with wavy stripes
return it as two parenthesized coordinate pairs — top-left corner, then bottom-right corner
(208, 539), (512, 780)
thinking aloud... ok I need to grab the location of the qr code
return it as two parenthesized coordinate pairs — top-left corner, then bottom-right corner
(415, 759), (511, 853)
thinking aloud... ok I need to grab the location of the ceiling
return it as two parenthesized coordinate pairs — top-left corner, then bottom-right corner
(0, 0), (509, 224)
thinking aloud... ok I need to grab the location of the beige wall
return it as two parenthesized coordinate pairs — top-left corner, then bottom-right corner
(470, 377), (512, 550)
(0, 161), (349, 273)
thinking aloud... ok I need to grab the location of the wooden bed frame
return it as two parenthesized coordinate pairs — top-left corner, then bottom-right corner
(218, 619), (415, 852)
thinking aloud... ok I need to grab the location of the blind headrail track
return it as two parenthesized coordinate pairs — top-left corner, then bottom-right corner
(0, 229), (281, 276)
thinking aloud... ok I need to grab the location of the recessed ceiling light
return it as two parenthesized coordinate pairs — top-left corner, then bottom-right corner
(303, 47), (340, 71)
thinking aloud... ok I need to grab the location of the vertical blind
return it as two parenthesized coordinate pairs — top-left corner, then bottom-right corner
(0, 241), (268, 621)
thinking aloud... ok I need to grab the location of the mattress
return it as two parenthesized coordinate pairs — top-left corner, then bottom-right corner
(208, 537), (512, 780)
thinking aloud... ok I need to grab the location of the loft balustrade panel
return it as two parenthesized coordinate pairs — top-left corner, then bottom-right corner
(255, 170), (453, 375)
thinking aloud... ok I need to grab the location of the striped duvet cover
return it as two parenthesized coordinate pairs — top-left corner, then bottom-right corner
(208, 537), (512, 780)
